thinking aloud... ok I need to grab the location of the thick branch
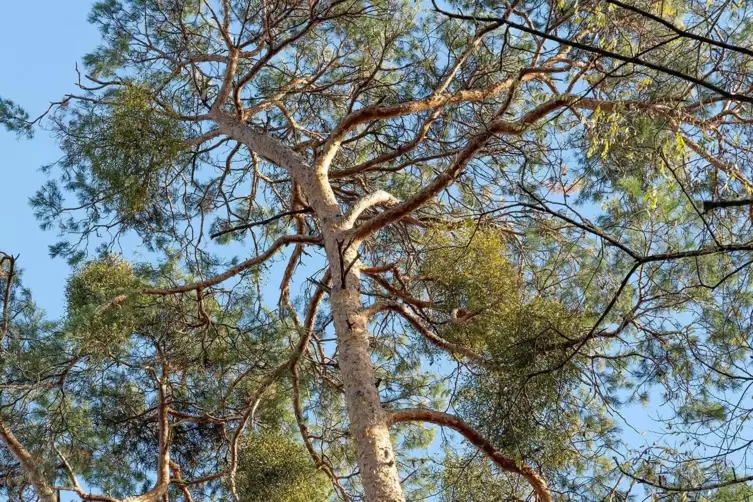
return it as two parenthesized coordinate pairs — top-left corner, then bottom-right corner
(703, 199), (753, 212)
(214, 112), (339, 216)
(341, 190), (397, 228)
(0, 418), (57, 502)
(389, 408), (552, 502)
(352, 96), (577, 239)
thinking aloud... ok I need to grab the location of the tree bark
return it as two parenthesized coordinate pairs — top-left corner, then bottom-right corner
(220, 114), (407, 502)
(325, 230), (406, 502)
(0, 418), (57, 502)
(123, 374), (170, 502)
(389, 408), (552, 502)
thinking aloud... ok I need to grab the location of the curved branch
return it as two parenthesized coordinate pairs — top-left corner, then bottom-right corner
(389, 408), (552, 502)
(168, 461), (196, 502)
(341, 190), (397, 228)
(214, 111), (340, 216)
(100, 234), (321, 311)
(55, 446), (121, 502)
(352, 96), (577, 240)
(0, 419), (57, 502)
(328, 108), (444, 180)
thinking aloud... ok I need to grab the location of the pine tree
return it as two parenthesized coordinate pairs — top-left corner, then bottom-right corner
(3, 0), (753, 500)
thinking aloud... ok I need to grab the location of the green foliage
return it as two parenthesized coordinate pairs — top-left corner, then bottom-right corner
(64, 255), (143, 354)
(235, 431), (330, 502)
(419, 228), (604, 474)
(81, 85), (185, 219)
(84, 0), (204, 77)
(0, 97), (32, 138)
(437, 452), (527, 502)
(419, 229), (519, 349)
(708, 479), (753, 501)
(0, 251), (320, 500)
(578, 109), (676, 205)
(66, 255), (141, 311)
(32, 85), (187, 241)
(678, 400), (728, 424)
(419, 228), (587, 361)
(7, 0), (753, 499)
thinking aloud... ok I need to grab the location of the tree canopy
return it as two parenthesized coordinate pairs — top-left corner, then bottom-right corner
(4, 0), (753, 500)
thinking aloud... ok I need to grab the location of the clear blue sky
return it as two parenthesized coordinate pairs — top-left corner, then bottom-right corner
(1, 1), (99, 317)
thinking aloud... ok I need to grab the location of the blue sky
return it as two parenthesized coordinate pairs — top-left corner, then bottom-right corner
(1, 1), (99, 317)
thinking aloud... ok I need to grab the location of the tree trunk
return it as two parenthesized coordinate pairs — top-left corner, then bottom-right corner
(324, 233), (406, 502)
(221, 116), (406, 501)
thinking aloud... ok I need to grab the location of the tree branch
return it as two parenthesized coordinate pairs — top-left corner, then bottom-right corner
(703, 199), (753, 212)
(0, 418), (57, 502)
(210, 208), (313, 240)
(386, 304), (486, 364)
(604, 0), (753, 58)
(122, 367), (170, 502)
(341, 191), (397, 228)
(389, 408), (552, 502)
(615, 458), (753, 494)
(54, 445), (121, 502)
(100, 234), (321, 311)
(352, 96), (577, 239)
(433, 2), (753, 104)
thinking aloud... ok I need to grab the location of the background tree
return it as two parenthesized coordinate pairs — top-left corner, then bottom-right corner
(3, 0), (753, 500)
